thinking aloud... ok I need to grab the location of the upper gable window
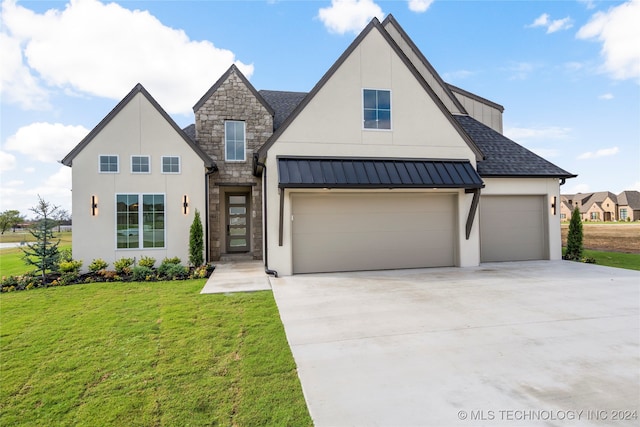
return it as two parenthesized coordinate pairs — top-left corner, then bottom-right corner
(363, 89), (391, 130)
(99, 155), (119, 173)
(225, 121), (246, 162)
(131, 155), (150, 173)
(162, 156), (180, 174)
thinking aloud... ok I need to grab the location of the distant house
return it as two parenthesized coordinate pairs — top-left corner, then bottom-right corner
(560, 190), (640, 221)
(62, 15), (575, 275)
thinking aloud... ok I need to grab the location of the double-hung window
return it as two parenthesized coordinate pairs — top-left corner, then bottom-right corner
(225, 121), (246, 161)
(116, 194), (165, 249)
(363, 89), (391, 130)
(99, 155), (119, 173)
(162, 156), (180, 174)
(131, 156), (150, 173)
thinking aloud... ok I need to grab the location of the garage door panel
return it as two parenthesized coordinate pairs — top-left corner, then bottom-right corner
(480, 195), (546, 262)
(292, 193), (456, 274)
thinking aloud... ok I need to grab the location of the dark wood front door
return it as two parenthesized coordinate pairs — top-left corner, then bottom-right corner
(226, 193), (249, 252)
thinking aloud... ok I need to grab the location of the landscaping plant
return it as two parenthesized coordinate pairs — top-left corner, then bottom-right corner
(20, 196), (61, 282)
(565, 206), (584, 261)
(189, 209), (204, 266)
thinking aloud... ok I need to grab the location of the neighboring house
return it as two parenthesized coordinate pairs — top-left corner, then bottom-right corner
(62, 15), (576, 275)
(561, 191), (640, 221)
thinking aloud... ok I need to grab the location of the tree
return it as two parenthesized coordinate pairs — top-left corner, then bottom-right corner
(0, 210), (23, 234)
(189, 209), (204, 267)
(53, 208), (71, 232)
(21, 196), (61, 281)
(565, 206), (583, 260)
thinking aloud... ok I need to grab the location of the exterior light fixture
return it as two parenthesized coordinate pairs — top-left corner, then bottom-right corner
(182, 195), (189, 215)
(551, 196), (557, 215)
(91, 195), (98, 216)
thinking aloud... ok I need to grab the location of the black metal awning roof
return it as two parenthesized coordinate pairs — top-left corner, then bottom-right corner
(277, 157), (484, 189)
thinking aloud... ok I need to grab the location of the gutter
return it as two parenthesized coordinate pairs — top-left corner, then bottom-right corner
(253, 153), (278, 278)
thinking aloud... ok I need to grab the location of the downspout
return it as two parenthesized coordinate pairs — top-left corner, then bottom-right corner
(254, 153), (278, 277)
(205, 166), (217, 264)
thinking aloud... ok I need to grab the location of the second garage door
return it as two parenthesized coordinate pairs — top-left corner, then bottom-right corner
(291, 192), (456, 274)
(480, 195), (547, 262)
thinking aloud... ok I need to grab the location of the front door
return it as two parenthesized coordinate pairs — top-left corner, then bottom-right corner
(226, 193), (249, 252)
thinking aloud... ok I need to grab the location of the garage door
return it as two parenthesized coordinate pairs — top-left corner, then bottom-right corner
(292, 193), (456, 274)
(480, 195), (546, 262)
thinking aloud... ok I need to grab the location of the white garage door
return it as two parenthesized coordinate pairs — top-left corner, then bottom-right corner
(292, 193), (456, 274)
(480, 195), (547, 262)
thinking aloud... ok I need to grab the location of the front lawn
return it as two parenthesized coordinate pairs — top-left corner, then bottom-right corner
(581, 249), (640, 271)
(0, 280), (312, 426)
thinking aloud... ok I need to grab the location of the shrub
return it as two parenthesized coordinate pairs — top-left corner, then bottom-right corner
(58, 248), (73, 263)
(1, 273), (40, 292)
(59, 260), (82, 274)
(138, 256), (156, 269)
(565, 207), (583, 261)
(58, 272), (79, 286)
(190, 265), (209, 279)
(132, 266), (155, 281)
(88, 258), (109, 272)
(114, 257), (134, 274)
(98, 270), (119, 281)
(162, 256), (181, 265)
(189, 209), (204, 267)
(164, 263), (188, 280)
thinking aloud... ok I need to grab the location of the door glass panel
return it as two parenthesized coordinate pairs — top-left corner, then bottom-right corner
(230, 217), (246, 225)
(229, 195), (246, 204)
(230, 238), (247, 247)
(229, 206), (246, 215)
(229, 227), (246, 236)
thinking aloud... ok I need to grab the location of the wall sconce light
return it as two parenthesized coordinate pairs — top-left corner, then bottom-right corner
(182, 195), (189, 215)
(551, 196), (557, 215)
(91, 195), (98, 216)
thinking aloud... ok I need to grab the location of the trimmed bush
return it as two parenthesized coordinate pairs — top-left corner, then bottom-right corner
(164, 263), (188, 280)
(114, 257), (134, 274)
(189, 209), (204, 267)
(88, 258), (109, 272)
(162, 256), (181, 265)
(132, 266), (155, 281)
(565, 207), (583, 261)
(138, 256), (156, 269)
(58, 260), (82, 274)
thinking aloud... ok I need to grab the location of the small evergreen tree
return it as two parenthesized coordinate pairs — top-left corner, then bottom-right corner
(21, 196), (61, 281)
(565, 206), (583, 260)
(189, 209), (204, 267)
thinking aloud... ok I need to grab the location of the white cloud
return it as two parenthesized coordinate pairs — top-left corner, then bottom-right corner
(408, 0), (434, 13)
(577, 0), (640, 81)
(577, 146), (620, 159)
(443, 69), (475, 81)
(0, 150), (17, 171)
(566, 183), (591, 194)
(318, 0), (384, 35)
(0, 0), (253, 115)
(630, 181), (640, 191)
(598, 92), (614, 100)
(528, 13), (573, 34)
(504, 126), (572, 141)
(578, 0), (596, 10)
(5, 122), (89, 163)
(24, 167), (35, 173)
(507, 62), (536, 80)
(44, 166), (72, 190)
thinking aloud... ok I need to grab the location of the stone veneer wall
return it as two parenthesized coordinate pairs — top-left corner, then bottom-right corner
(195, 69), (273, 261)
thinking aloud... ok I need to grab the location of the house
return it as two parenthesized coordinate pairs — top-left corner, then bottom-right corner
(561, 191), (640, 221)
(62, 15), (575, 275)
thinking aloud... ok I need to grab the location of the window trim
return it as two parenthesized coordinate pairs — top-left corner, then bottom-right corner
(224, 120), (246, 162)
(131, 155), (151, 174)
(362, 88), (392, 131)
(161, 156), (181, 174)
(115, 193), (166, 250)
(98, 154), (119, 173)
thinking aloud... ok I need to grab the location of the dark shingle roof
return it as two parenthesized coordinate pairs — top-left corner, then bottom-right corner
(618, 190), (640, 209)
(259, 90), (308, 130)
(183, 124), (196, 142)
(454, 115), (575, 178)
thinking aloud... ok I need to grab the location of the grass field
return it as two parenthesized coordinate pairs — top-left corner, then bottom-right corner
(0, 281), (312, 426)
(0, 232), (72, 277)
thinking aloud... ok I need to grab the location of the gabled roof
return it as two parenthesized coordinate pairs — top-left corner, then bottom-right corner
(617, 190), (640, 209)
(61, 84), (215, 169)
(259, 90), (307, 129)
(447, 83), (505, 113)
(381, 15), (468, 116)
(455, 115), (575, 178)
(193, 64), (275, 117)
(257, 16), (484, 162)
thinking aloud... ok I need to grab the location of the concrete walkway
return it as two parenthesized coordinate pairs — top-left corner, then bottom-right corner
(200, 260), (271, 294)
(271, 261), (640, 427)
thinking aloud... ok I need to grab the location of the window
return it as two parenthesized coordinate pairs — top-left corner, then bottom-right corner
(560, 213), (566, 220)
(131, 156), (150, 173)
(162, 156), (180, 174)
(590, 212), (599, 220)
(99, 155), (118, 173)
(225, 121), (246, 161)
(363, 89), (391, 130)
(620, 208), (628, 220)
(116, 194), (165, 249)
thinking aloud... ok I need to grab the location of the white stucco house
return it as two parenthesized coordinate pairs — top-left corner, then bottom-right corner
(62, 15), (575, 275)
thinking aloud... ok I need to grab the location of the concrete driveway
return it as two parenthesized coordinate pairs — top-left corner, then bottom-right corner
(271, 261), (639, 427)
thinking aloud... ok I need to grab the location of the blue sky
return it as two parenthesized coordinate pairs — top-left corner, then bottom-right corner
(1, 0), (638, 217)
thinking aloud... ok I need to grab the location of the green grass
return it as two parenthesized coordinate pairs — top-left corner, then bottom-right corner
(582, 249), (640, 271)
(0, 231), (72, 244)
(0, 232), (72, 277)
(0, 281), (312, 426)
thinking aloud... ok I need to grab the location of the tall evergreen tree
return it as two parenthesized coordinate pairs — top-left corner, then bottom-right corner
(566, 206), (583, 260)
(189, 209), (204, 267)
(21, 196), (61, 281)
